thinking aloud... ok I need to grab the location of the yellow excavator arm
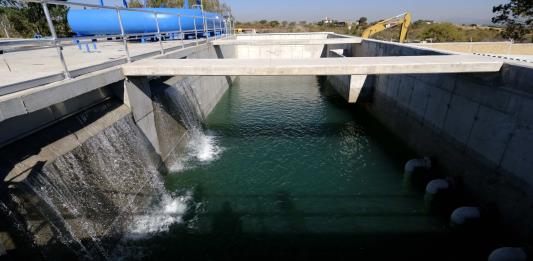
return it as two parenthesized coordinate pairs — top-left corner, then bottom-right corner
(361, 12), (412, 43)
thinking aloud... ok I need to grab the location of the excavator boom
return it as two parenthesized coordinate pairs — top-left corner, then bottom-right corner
(361, 12), (412, 43)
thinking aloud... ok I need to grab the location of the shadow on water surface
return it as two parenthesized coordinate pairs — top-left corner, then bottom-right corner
(115, 188), (495, 261)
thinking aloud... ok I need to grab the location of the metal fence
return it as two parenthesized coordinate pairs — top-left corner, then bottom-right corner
(1, 0), (236, 80)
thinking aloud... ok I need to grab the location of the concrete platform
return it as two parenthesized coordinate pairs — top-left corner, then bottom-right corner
(0, 43), (211, 123)
(122, 55), (504, 76)
(0, 39), (202, 95)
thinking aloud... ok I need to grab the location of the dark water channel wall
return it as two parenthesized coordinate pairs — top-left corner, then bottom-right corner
(342, 39), (533, 241)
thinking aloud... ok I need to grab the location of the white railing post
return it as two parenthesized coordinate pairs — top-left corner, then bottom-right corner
(224, 19), (227, 37)
(154, 12), (164, 54)
(178, 14), (184, 48)
(42, 1), (71, 79)
(219, 18), (222, 37)
(204, 15), (209, 41)
(115, 7), (131, 62)
(193, 16), (199, 46)
(213, 19), (217, 38)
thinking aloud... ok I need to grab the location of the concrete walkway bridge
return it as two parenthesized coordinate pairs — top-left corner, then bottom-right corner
(122, 37), (504, 103)
(122, 55), (503, 76)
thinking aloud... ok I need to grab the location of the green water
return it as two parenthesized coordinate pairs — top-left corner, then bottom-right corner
(137, 76), (484, 260)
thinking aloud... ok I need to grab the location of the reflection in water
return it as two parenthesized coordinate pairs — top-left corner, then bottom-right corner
(211, 202), (242, 237)
(276, 191), (306, 233)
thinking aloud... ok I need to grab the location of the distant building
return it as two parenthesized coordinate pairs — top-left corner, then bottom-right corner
(319, 17), (346, 27)
(321, 17), (334, 25)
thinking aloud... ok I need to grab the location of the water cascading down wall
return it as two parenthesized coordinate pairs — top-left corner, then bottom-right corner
(0, 43), (235, 259)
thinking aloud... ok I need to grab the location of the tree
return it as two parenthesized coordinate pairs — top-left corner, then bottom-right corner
(258, 19), (268, 25)
(420, 23), (463, 42)
(269, 20), (279, 27)
(492, 0), (532, 42)
(358, 16), (367, 26)
(1, 2), (52, 37)
(0, 0), (231, 38)
(129, 0), (231, 14)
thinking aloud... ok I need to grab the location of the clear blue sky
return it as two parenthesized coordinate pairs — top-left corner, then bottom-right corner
(74, 0), (507, 24)
(222, 0), (506, 24)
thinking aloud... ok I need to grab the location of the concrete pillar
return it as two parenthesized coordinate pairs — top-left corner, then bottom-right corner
(348, 75), (368, 103)
(328, 74), (372, 104)
(214, 45), (232, 86)
(124, 77), (161, 155)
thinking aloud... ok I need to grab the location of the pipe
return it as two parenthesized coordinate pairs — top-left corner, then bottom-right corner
(183, 0), (188, 9)
(404, 157), (431, 175)
(489, 247), (527, 261)
(67, 8), (219, 36)
(425, 179), (450, 195)
(424, 179), (452, 212)
(450, 206), (481, 227)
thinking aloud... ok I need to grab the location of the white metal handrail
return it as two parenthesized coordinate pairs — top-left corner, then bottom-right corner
(1, 0), (236, 80)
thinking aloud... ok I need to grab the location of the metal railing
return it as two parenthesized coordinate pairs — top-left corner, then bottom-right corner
(1, 0), (236, 81)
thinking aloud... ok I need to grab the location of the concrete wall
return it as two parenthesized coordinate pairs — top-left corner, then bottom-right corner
(325, 49), (373, 103)
(0, 101), (166, 259)
(0, 87), (114, 147)
(234, 33), (329, 59)
(0, 42), (234, 152)
(351, 39), (533, 241)
(123, 44), (234, 167)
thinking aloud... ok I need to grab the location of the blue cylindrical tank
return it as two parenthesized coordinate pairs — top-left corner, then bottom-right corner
(67, 8), (224, 36)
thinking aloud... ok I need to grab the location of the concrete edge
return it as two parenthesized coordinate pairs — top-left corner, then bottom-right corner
(3, 104), (132, 183)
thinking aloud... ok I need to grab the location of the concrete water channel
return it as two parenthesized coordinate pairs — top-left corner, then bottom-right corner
(1, 32), (533, 260)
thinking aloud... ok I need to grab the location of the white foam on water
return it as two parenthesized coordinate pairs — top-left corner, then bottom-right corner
(125, 192), (192, 240)
(168, 158), (188, 173)
(169, 131), (223, 174)
(190, 133), (223, 162)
